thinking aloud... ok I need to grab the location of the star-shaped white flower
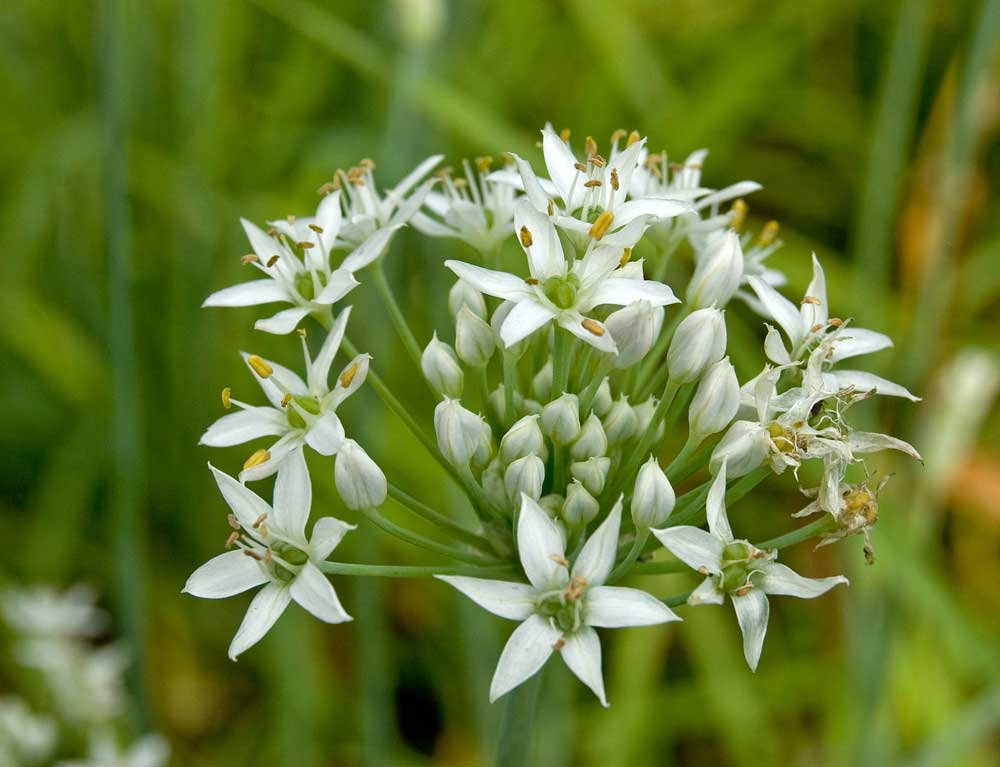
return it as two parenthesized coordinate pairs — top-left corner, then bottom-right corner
(184, 451), (353, 659)
(652, 463), (848, 670)
(445, 199), (679, 353)
(749, 254), (918, 400)
(203, 191), (401, 335)
(200, 308), (369, 481)
(438, 494), (680, 705)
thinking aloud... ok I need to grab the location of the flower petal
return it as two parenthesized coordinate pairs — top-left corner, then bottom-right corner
(444, 260), (527, 301)
(571, 499), (621, 587)
(587, 277), (679, 308)
(694, 181), (763, 210)
(435, 576), (537, 621)
(706, 465), (733, 541)
(489, 614), (560, 702)
(199, 407), (288, 447)
(228, 582), (291, 660)
(541, 124), (584, 208)
(500, 299), (556, 348)
(687, 576), (725, 605)
(202, 279), (289, 308)
(748, 276), (803, 349)
(239, 433), (304, 482)
(508, 153), (554, 213)
(517, 495), (569, 591)
(732, 589), (769, 671)
(514, 199), (565, 280)
(650, 526), (724, 573)
(183, 550), (268, 599)
(254, 306), (312, 335)
(313, 268), (359, 304)
(846, 430), (922, 460)
(308, 307), (351, 393)
(585, 585), (680, 627)
(829, 327), (893, 363)
(614, 198), (690, 226)
(558, 313), (617, 354)
(391, 154), (444, 199)
(759, 562), (848, 599)
(341, 225), (402, 273)
(209, 463), (273, 529)
(303, 412), (346, 456)
(272, 448), (311, 542)
(560, 626), (607, 707)
(290, 561), (351, 623)
(800, 254), (828, 330)
(830, 370), (920, 402)
(241, 352), (307, 409)
(241, 218), (283, 262)
(308, 516), (355, 561)
(315, 190), (343, 252)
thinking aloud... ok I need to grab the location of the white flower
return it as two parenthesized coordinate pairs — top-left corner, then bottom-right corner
(334, 439), (387, 511)
(183, 452), (353, 659)
(200, 308), (369, 481)
(666, 307), (728, 383)
(1, 585), (106, 639)
(748, 254), (918, 400)
(688, 357), (740, 439)
(412, 157), (517, 254)
(652, 464), (848, 670)
(631, 457), (675, 529)
(604, 300), (664, 369)
(445, 200), (679, 353)
(687, 229), (744, 309)
(438, 495), (679, 704)
(0, 697), (56, 766)
(434, 398), (490, 466)
(333, 155), (443, 248)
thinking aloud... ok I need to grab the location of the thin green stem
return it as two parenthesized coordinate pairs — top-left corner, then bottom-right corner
(608, 530), (649, 583)
(632, 559), (690, 576)
(459, 464), (508, 523)
(318, 561), (517, 578)
(665, 434), (702, 481)
(502, 352), (518, 425)
(633, 305), (688, 399)
(370, 261), (425, 371)
(387, 482), (495, 554)
(495, 673), (542, 767)
(757, 515), (836, 550)
(551, 329), (572, 400)
(359, 507), (501, 565)
(578, 358), (613, 415)
(611, 379), (683, 500)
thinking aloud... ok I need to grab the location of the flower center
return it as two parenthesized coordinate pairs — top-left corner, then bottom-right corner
(541, 274), (580, 310)
(287, 395), (322, 429)
(294, 270), (328, 301)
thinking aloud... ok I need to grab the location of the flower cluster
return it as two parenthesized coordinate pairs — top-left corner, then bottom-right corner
(189, 125), (920, 705)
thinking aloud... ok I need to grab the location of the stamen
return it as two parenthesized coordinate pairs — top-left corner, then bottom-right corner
(546, 200), (555, 216)
(619, 247), (632, 268)
(734, 584), (752, 597)
(243, 449), (271, 471)
(582, 318), (605, 337)
(730, 199), (748, 232)
(252, 512), (268, 529)
(626, 130), (641, 146)
(548, 554), (569, 566)
(588, 210), (614, 240)
(559, 128), (571, 142)
(583, 179), (602, 188)
(573, 161), (587, 173)
(610, 168), (620, 191)
(565, 575), (588, 600)
(286, 215), (296, 224)
(308, 224), (324, 234)
(240, 254), (259, 265)
(525, 277), (539, 285)
(552, 637), (566, 651)
(758, 220), (780, 246)
(585, 136), (598, 158)
(828, 318), (843, 327)
(266, 255), (279, 268)
(280, 393), (293, 407)
(340, 362), (360, 388)
(810, 324), (824, 333)
(317, 182), (337, 196)
(247, 355), (273, 378)
(266, 227), (279, 237)
(360, 158), (376, 170)
(297, 241), (314, 250)
(610, 128), (627, 144)
(802, 296), (822, 305)
(475, 155), (493, 173)
(242, 549), (263, 561)
(225, 531), (239, 548)
(221, 387), (232, 409)
(263, 548), (273, 565)
(520, 226), (534, 247)
(227, 513), (240, 530)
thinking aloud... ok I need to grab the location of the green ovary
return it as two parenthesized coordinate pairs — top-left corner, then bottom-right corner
(542, 274), (581, 310)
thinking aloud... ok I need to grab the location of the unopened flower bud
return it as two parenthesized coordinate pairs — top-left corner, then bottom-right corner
(631, 456), (675, 528)
(570, 456), (611, 495)
(689, 357), (740, 439)
(532, 360), (553, 400)
(710, 420), (770, 477)
(687, 230), (743, 308)
(422, 333), (464, 397)
(499, 415), (545, 464)
(448, 278), (487, 319)
(488, 384), (523, 425)
(562, 481), (599, 528)
(591, 378), (613, 417)
(571, 413), (608, 460)
(539, 493), (565, 517)
(605, 300), (664, 369)
(471, 423), (495, 470)
(482, 459), (507, 506)
(667, 308), (727, 383)
(603, 395), (638, 445)
(455, 306), (495, 368)
(434, 398), (486, 465)
(334, 439), (387, 511)
(504, 455), (544, 502)
(632, 397), (663, 442)
(491, 301), (528, 359)
(541, 393), (581, 445)
(522, 398), (543, 416)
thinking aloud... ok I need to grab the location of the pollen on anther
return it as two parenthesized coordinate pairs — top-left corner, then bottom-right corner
(573, 162), (587, 173)
(263, 548), (273, 565)
(247, 355), (273, 379)
(475, 155), (493, 173)
(243, 550), (263, 561)
(582, 319), (605, 337)
(620, 247), (632, 268)
(828, 318), (843, 327)
(340, 362), (360, 388)
(610, 168), (620, 191)
(519, 226), (533, 247)
(802, 296), (822, 305)
(583, 179), (602, 188)
(758, 220), (780, 246)
(552, 638), (566, 651)
(585, 136), (598, 158)
(227, 513), (240, 530)
(280, 393), (292, 407)
(243, 449), (271, 471)
(252, 512), (268, 529)
(548, 553), (569, 567)
(225, 531), (239, 548)
(266, 255), (279, 268)
(610, 128), (627, 144)
(297, 241), (314, 250)
(221, 387), (232, 409)
(525, 277), (539, 285)
(626, 130), (641, 146)
(240, 254), (259, 265)
(308, 224), (324, 234)
(588, 210), (614, 241)
(730, 199), (748, 232)
(559, 127), (571, 142)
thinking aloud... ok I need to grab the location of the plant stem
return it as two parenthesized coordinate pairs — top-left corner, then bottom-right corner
(608, 530), (649, 583)
(577, 358), (613, 415)
(612, 379), (682, 499)
(495, 673), (542, 767)
(387, 483), (495, 553)
(551, 329), (572, 401)
(318, 561), (517, 578)
(502, 352), (518, 425)
(370, 261), (425, 371)
(360, 507), (501, 565)
(757, 515), (836, 550)
(632, 305), (688, 399)
(665, 434), (702, 481)
(632, 559), (690, 576)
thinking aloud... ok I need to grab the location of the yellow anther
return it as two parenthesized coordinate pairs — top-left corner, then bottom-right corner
(247, 355), (273, 379)
(297, 241), (314, 249)
(828, 318), (843, 327)
(588, 210), (614, 240)
(730, 199), (748, 232)
(340, 362), (360, 388)
(610, 128), (627, 144)
(802, 296), (822, 305)
(280, 393), (293, 407)
(619, 247), (632, 268)
(308, 224), (324, 234)
(559, 127), (571, 142)
(243, 449), (271, 471)
(242, 549), (263, 561)
(583, 179), (602, 188)
(221, 387), (232, 409)
(626, 130), (641, 146)
(810, 324), (824, 333)
(252, 512), (268, 529)
(296, 328), (307, 339)
(227, 513), (240, 530)
(585, 135), (598, 158)
(582, 318), (605, 337)
(520, 225), (534, 248)
(266, 255), (279, 268)
(225, 531), (240, 548)
(552, 637), (566, 651)
(758, 220), (780, 246)
(573, 162), (587, 173)
(240, 254), (259, 265)
(549, 553), (569, 567)
(525, 277), (539, 285)
(610, 168), (620, 191)
(317, 182), (337, 196)
(475, 155), (493, 173)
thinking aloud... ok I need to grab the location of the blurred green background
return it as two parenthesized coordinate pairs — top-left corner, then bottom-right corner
(2, 0), (1000, 764)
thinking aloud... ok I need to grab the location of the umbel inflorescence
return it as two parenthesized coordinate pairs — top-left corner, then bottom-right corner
(185, 125), (920, 706)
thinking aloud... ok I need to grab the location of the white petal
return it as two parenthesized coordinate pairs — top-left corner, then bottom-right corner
(800, 254), (828, 329)
(303, 412), (346, 456)
(587, 277), (679, 308)
(694, 181), (763, 210)
(571, 500), (621, 587)
(242, 352), (307, 409)
(560, 627), (607, 707)
(508, 153), (553, 212)
(290, 561), (351, 623)
(558, 314), (617, 354)
(831, 370), (920, 401)
(444, 260), (527, 301)
(705, 465), (733, 541)
(598, 214), (652, 249)
(514, 199), (565, 280)
(517, 495), (569, 591)
(541, 124), (584, 208)
(313, 268), (360, 304)
(238, 433), (304, 482)
(763, 324), (792, 365)
(732, 589), (769, 671)
(748, 276), (804, 349)
(489, 614), (560, 702)
(606, 136), (645, 209)
(435, 576), (537, 621)
(759, 562), (848, 599)
(651, 526), (724, 573)
(308, 307), (351, 393)
(391, 154), (443, 199)
(209, 463), (273, 529)
(241, 218), (283, 262)
(199, 407), (288, 447)
(228, 582), (291, 659)
(308, 516), (355, 560)
(340, 225), (402, 273)
(500, 299), (556, 347)
(183, 551), (268, 599)
(829, 327), (893, 363)
(614, 198), (690, 225)
(585, 586), (680, 627)
(272, 448), (311, 542)
(202, 279), (289, 308)
(254, 306), (311, 335)
(315, 190), (343, 252)
(846, 430), (922, 460)
(687, 576), (725, 606)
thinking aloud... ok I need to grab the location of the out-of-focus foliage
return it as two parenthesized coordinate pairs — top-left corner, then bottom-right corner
(1, 0), (999, 765)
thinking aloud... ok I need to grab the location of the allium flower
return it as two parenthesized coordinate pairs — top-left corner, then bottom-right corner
(653, 465), (848, 670)
(445, 200), (679, 353)
(1, 584), (106, 639)
(184, 452), (353, 659)
(200, 308), (369, 481)
(0, 697), (56, 765)
(437, 494), (679, 705)
(749, 254), (918, 400)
